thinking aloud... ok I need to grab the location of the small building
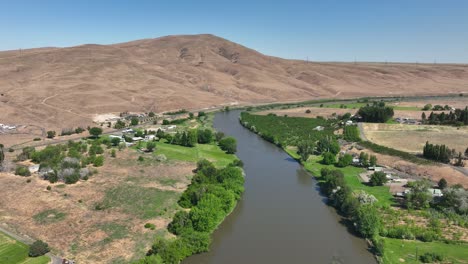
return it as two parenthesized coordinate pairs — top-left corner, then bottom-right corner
(428, 188), (443, 197)
(145, 135), (156, 141)
(167, 125), (177, 130)
(28, 164), (40, 174)
(122, 129), (134, 134)
(368, 166), (383, 172)
(313, 126), (324, 131)
(352, 158), (360, 164)
(345, 120), (353, 126)
(132, 137), (144, 141)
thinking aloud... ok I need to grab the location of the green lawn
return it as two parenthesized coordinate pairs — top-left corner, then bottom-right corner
(382, 238), (468, 264)
(301, 155), (394, 207)
(393, 106), (422, 111)
(153, 141), (236, 167)
(0, 232), (49, 264)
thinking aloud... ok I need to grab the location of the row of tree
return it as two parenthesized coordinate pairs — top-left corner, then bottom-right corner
(357, 102), (394, 123)
(421, 107), (468, 126)
(139, 159), (244, 263)
(422, 141), (453, 164)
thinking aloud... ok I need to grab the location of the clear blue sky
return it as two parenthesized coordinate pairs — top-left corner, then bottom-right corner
(1, 0), (467, 63)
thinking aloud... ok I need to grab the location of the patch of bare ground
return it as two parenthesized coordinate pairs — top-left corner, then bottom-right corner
(0, 148), (194, 263)
(362, 123), (468, 154)
(349, 148), (468, 188)
(396, 97), (468, 109)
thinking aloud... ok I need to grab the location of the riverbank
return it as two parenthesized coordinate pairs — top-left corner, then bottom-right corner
(240, 111), (468, 263)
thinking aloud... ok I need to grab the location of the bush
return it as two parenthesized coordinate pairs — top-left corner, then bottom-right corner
(46, 130), (56, 139)
(369, 171), (388, 186)
(89, 127), (103, 138)
(138, 156), (144, 162)
(15, 166), (31, 176)
(420, 252), (444, 263)
(93, 155), (104, 167)
(219, 137), (237, 154)
(28, 240), (50, 257)
(321, 152), (336, 165)
(33, 137), (41, 141)
(144, 223), (156, 230)
(336, 153), (353, 167)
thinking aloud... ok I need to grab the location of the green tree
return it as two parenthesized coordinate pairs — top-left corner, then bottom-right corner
(189, 112), (194, 119)
(336, 153), (353, 167)
(148, 112), (155, 117)
(28, 240), (50, 257)
(131, 117), (139, 126)
(146, 142), (156, 152)
(110, 149), (116, 158)
(219, 137), (237, 154)
(369, 171), (388, 186)
(354, 204), (382, 238)
(369, 155), (377, 167)
(89, 127), (103, 138)
(438, 178), (448, 190)
(406, 180), (432, 209)
(46, 130), (56, 139)
(359, 152), (369, 167)
(316, 136), (340, 155)
(422, 104), (432, 111)
(114, 120), (126, 129)
(162, 119), (170, 125)
(197, 129), (213, 144)
(111, 137), (121, 146)
(297, 140), (315, 161)
(322, 152), (336, 165)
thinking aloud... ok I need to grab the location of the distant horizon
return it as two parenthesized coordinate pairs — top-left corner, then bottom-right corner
(1, 1), (467, 63)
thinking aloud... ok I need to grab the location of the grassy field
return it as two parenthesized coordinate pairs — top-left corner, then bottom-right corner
(0, 232), (49, 264)
(382, 238), (468, 264)
(153, 141), (236, 167)
(99, 184), (180, 219)
(362, 123), (468, 153)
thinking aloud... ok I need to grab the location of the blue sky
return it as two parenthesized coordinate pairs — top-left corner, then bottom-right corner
(1, 0), (467, 63)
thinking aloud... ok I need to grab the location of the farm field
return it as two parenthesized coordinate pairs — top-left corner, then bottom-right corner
(0, 232), (49, 264)
(0, 139), (234, 263)
(257, 106), (439, 121)
(362, 123), (468, 154)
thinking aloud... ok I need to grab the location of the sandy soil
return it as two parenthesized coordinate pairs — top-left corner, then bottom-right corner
(1, 34), (468, 136)
(362, 123), (468, 154)
(349, 148), (468, 188)
(0, 149), (194, 263)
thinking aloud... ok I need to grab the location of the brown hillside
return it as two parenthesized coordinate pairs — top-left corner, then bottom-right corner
(1, 34), (468, 131)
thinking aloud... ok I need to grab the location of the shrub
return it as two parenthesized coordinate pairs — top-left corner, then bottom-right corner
(93, 155), (104, 167)
(354, 204), (382, 238)
(28, 240), (50, 257)
(138, 156), (144, 162)
(89, 127), (103, 138)
(369, 171), (388, 186)
(46, 186), (51, 191)
(219, 137), (237, 154)
(144, 223), (156, 230)
(168, 211), (193, 235)
(33, 137), (41, 141)
(15, 166), (31, 176)
(420, 252), (444, 263)
(46, 130), (56, 138)
(321, 152), (336, 165)
(336, 153), (353, 167)
(146, 142), (156, 152)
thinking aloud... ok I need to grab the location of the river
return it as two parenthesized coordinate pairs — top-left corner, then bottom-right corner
(184, 110), (376, 264)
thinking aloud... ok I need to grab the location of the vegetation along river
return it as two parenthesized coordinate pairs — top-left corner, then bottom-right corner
(184, 110), (376, 264)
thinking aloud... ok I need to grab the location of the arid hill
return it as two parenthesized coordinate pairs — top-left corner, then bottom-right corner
(1, 34), (468, 131)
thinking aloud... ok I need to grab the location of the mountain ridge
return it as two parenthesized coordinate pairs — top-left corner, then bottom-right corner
(1, 34), (467, 130)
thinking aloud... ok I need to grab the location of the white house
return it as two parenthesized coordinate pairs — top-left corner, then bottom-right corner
(313, 126), (324, 131)
(132, 137), (144, 141)
(145, 135), (156, 141)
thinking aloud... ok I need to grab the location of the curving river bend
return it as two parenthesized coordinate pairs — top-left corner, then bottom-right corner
(184, 110), (376, 264)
